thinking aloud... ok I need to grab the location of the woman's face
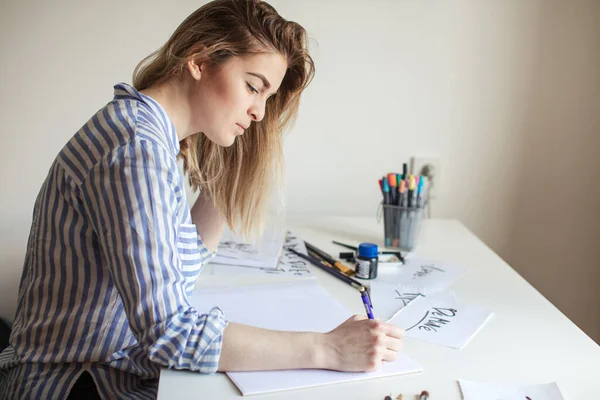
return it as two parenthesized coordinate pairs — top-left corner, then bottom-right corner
(187, 52), (287, 147)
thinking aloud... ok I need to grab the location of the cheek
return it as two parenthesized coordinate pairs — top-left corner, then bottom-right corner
(212, 77), (248, 122)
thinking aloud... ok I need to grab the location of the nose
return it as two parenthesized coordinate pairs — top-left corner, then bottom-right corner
(248, 100), (266, 122)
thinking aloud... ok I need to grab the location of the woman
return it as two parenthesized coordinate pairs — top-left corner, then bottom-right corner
(0, 1), (404, 399)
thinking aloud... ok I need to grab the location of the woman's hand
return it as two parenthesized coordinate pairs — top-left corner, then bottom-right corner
(320, 315), (404, 372)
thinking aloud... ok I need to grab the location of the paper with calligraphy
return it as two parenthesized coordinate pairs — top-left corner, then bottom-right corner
(389, 291), (493, 349)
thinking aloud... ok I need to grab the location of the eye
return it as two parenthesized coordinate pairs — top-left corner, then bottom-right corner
(246, 82), (259, 94)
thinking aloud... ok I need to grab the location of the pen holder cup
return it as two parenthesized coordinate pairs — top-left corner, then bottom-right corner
(380, 204), (424, 252)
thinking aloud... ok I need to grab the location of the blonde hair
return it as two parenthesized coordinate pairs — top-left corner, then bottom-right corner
(133, 0), (314, 236)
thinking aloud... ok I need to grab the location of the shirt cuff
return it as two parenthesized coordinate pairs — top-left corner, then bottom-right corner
(193, 307), (229, 373)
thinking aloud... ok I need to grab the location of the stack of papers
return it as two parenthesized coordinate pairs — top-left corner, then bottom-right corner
(369, 257), (493, 349)
(369, 257), (467, 320)
(389, 291), (493, 349)
(211, 231), (313, 277)
(211, 227), (285, 269)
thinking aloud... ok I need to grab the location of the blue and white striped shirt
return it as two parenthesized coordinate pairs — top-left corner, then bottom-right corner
(0, 83), (228, 400)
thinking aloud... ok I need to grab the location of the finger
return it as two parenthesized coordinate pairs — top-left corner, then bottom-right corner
(346, 314), (367, 323)
(383, 324), (405, 339)
(382, 348), (398, 362)
(384, 336), (403, 352)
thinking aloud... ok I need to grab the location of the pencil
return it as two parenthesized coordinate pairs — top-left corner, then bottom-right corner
(289, 248), (374, 309)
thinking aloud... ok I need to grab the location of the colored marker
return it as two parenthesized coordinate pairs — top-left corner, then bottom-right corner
(417, 176), (425, 208)
(387, 173), (397, 205)
(407, 176), (415, 208)
(382, 178), (392, 246)
(382, 177), (391, 205)
(399, 180), (406, 207)
(387, 173), (399, 246)
(410, 176), (417, 207)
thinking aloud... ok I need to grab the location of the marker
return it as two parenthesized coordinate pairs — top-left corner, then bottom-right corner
(402, 163), (408, 185)
(387, 174), (399, 247)
(360, 287), (374, 319)
(399, 180), (406, 207)
(407, 176), (415, 208)
(409, 176), (417, 207)
(382, 178), (391, 205)
(417, 176), (425, 208)
(382, 178), (392, 247)
(422, 176), (430, 207)
(387, 173), (397, 205)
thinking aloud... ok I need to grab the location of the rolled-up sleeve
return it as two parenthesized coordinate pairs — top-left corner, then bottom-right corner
(80, 138), (228, 373)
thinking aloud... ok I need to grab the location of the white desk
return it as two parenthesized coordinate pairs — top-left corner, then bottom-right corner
(158, 217), (600, 399)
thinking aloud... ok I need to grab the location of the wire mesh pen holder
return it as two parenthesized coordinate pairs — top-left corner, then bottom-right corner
(377, 204), (424, 252)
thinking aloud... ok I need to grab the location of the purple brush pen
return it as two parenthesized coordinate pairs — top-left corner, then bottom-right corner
(360, 287), (375, 319)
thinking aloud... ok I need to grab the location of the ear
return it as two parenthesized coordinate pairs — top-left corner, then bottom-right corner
(186, 59), (203, 81)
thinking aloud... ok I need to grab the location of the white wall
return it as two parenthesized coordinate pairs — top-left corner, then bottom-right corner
(1, 0), (598, 342)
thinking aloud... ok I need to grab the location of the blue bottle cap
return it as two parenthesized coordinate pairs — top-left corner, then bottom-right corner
(358, 243), (378, 258)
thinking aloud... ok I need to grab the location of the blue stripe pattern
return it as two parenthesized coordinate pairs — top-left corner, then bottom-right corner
(0, 83), (228, 400)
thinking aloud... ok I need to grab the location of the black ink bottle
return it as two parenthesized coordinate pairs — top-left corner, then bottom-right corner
(355, 243), (379, 279)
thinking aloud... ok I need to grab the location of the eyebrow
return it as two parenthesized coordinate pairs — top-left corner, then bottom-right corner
(247, 72), (271, 89)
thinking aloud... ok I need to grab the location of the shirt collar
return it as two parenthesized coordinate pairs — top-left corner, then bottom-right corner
(113, 82), (180, 157)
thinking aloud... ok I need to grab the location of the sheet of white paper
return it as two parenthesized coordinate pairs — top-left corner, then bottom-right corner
(211, 226), (285, 269)
(377, 257), (467, 292)
(458, 379), (565, 400)
(369, 281), (441, 320)
(211, 231), (313, 277)
(389, 291), (493, 349)
(189, 279), (422, 395)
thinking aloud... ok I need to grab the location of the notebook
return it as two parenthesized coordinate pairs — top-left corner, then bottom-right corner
(189, 279), (423, 395)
